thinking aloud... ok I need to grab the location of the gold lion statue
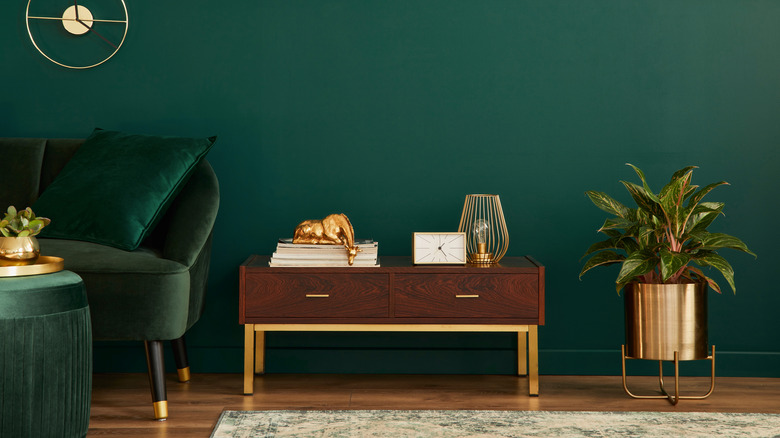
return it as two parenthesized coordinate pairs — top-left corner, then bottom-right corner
(293, 213), (361, 265)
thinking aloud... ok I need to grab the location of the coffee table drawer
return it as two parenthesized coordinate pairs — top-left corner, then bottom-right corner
(244, 273), (389, 318)
(393, 273), (538, 318)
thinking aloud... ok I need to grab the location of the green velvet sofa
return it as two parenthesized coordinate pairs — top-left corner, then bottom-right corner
(0, 133), (219, 421)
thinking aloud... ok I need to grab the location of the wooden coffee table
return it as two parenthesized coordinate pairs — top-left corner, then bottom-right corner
(239, 255), (545, 396)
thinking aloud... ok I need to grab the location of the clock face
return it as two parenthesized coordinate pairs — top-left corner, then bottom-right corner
(413, 232), (467, 265)
(26, 0), (129, 69)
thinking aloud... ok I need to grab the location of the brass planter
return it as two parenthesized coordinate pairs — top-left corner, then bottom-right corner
(622, 282), (715, 405)
(0, 236), (41, 266)
(624, 282), (709, 361)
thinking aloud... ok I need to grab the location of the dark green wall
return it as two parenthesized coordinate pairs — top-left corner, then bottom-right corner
(3, 1), (779, 377)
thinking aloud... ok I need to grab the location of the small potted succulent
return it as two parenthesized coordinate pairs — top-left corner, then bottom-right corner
(579, 164), (755, 362)
(0, 206), (51, 266)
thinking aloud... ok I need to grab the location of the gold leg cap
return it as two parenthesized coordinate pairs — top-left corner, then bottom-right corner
(177, 366), (191, 383)
(153, 400), (168, 421)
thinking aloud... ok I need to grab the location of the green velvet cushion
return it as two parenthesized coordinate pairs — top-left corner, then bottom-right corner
(33, 129), (216, 251)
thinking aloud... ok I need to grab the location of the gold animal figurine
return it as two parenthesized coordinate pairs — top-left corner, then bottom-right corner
(293, 213), (362, 265)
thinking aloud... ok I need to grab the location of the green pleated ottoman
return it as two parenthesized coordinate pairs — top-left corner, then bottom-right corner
(0, 270), (91, 438)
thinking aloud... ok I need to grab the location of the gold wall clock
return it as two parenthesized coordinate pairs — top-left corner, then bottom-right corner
(412, 232), (467, 265)
(26, 0), (128, 69)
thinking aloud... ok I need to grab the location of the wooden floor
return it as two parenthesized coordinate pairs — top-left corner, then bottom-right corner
(88, 373), (780, 437)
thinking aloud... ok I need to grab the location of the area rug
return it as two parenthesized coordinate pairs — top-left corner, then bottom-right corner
(210, 410), (780, 437)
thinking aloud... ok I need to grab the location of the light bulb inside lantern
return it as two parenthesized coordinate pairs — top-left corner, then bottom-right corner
(473, 219), (489, 254)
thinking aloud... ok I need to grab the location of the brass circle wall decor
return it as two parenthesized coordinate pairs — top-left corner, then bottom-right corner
(26, 0), (129, 69)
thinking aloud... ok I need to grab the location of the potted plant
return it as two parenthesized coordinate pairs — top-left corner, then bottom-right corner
(0, 206), (51, 266)
(579, 164), (755, 363)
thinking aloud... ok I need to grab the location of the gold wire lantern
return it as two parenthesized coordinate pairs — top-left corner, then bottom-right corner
(458, 194), (509, 264)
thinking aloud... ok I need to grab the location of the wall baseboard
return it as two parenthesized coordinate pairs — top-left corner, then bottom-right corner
(93, 346), (780, 378)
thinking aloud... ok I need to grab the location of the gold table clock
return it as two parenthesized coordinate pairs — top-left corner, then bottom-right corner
(26, 0), (128, 69)
(412, 232), (467, 265)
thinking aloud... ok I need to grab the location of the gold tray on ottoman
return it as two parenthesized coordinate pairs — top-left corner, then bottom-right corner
(0, 256), (64, 277)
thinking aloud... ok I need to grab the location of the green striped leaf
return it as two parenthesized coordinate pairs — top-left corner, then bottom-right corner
(686, 203), (724, 234)
(660, 248), (690, 282)
(598, 217), (634, 232)
(686, 266), (721, 294)
(621, 181), (661, 217)
(687, 181), (729, 209)
(585, 191), (630, 218)
(700, 232), (756, 257)
(582, 237), (620, 258)
(695, 252), (736, 293)
(580, 251), (625, 279)
(616, 251), (658, 292)
(669, 165), (698, 184)
(626, 163), (660, 203)
(661, 167), (694, 199)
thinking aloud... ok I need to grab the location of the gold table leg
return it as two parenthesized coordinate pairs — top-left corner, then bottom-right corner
(243, 324), (255, 395)
(517, 329), (528, 377)
(255, 331), (265, 374)
(528, 325), (539, 396)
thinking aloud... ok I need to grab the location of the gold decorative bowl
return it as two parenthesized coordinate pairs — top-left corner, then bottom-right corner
(0, 236), (41, 267)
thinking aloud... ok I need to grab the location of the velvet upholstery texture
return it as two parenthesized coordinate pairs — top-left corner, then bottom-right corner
(39, 239), (190, 340)
(34, 129), (216, 251)
(3, 134), (219, 419)
(154, 160), (220, 328)
(37, 157), (220, 340)
(0, 138), (46, 208)
(0, 271), (91, 438)
(38, 138), (85, 191)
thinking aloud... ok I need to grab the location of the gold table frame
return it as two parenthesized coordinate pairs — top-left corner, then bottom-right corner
(243, 323), (539, 396)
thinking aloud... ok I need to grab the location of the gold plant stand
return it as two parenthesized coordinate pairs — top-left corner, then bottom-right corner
(621, 344), (716, 406)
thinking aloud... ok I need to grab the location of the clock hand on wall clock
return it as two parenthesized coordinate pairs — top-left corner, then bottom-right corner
(76, 17), (118, 49)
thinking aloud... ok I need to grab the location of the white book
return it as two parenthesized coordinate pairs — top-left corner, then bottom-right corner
(271, 251), (378, 261)
(270, 238), (380, 267)
(273, 246), (378, 256)
(268, 258), (380, 267)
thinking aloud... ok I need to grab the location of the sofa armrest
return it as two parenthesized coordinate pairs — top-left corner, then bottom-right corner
(161, 160), (220, 267)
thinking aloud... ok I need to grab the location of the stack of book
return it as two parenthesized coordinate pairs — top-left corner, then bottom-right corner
(269, 239), (379, 267)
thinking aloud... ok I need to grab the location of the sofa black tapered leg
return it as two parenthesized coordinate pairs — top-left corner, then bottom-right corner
(144, 340), (168, 421)
(171, 335), (191, 383)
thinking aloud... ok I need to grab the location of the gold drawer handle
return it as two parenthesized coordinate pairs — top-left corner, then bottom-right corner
(455, 294), (480, 298)
(305, 294), (330, 298)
